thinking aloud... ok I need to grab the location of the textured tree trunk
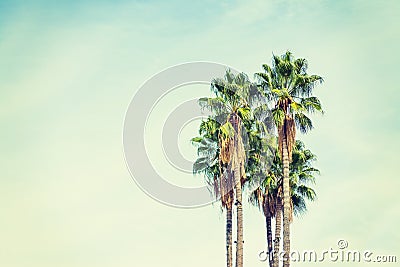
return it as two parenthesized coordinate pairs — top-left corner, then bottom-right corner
(229, 113), (244, 267)
(226, 203), (233, 267)
(273, 198), (282, 267)
(234, 155), (243, 267)
(282, 136), (291, 267)
(266, 207), (273, 267)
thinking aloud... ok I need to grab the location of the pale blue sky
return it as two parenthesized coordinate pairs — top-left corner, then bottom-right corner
(1, 1), (399, 266)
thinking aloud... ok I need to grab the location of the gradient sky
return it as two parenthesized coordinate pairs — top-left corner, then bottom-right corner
(1, 0), (399, 266)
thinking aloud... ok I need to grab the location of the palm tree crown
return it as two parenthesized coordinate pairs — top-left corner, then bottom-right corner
(256, 51), (324, 159)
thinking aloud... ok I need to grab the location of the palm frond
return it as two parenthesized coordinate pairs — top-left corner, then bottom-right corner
(291, 74), (324, 97)
(300, 96), (324, 114)
(294, 113), (313, 134)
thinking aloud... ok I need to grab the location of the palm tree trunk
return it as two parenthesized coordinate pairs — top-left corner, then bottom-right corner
(229, 113), (244, 267)
(282, 136), (291, 267)
(273, 197), (282, 267)
(234, 160), (243, 267)
(266, 208), (273, 267)
(226, 203), (233, 267)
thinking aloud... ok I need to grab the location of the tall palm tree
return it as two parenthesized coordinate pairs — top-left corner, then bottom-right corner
(255, 51), (323, 267)
(192, 117), (234, 267)
(197, 70), (265, 267)
(274, 140), (319, 267)
(250, 139), (319, 267)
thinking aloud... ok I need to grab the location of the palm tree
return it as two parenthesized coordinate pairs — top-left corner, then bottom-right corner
(274, 140), (319, 267)
(197, 70), (265, 267)
(247, 133), (277, 267)
(192, 118), (234, 267)
(255, 51), (323, 267)
(250, 139), (319, 267)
